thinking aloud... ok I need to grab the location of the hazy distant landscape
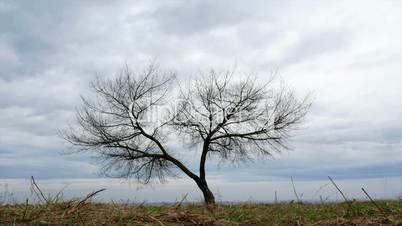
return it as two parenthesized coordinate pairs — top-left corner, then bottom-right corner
(2, 177), (402, 204)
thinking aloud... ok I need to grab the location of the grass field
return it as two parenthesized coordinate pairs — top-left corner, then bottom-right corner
(1, 200), (402, 225)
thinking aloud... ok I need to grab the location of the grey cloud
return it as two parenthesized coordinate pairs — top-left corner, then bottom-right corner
(0, 0), (121, 79)
(152, 1), (250, 35)
(0, 158), (96, 179)
(277, 29), (350, 67)
(203, 153), (402, 182)
(0, 0), (402, 182)
(0, 1), (69, 79)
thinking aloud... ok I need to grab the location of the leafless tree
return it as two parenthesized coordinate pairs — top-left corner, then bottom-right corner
(64, 64), (311, 204)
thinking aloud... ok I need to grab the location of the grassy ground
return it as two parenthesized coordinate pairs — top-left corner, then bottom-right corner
(1, 200), (402, 225)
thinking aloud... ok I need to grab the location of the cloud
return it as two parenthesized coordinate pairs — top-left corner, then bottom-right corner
(152, 0), (250, 35)
(0, 0), (401, 186)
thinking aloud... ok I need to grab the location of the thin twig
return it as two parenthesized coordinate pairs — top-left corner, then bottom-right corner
(319, 195), (324, 205)
(291, 176), (300, 203)
(21, 198), (29, 221)
(175, 193), (188, 208)
(149, 215), (166, 226)
(328, 176), (349, 203)
(54, 183), (70, 203)
(30, 176), (48, 204)
(361, 187), (386, 213)
(76, 188), (106, 207)
(67, 188), (106, 214)
(137, 200), (147, 208)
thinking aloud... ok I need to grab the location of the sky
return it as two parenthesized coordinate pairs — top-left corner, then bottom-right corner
(1, 0), (402, 202)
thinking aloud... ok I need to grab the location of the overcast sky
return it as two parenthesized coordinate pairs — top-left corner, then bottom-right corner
(1, 0), (402, 201)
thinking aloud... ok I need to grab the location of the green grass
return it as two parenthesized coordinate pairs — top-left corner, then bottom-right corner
(1, 201), (402, 225)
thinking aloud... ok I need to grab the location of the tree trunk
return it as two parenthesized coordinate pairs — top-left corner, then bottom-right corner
(196, 180), (215, 204)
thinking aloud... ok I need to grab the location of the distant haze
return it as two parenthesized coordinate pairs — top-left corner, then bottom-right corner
(1, 177), (402, 204)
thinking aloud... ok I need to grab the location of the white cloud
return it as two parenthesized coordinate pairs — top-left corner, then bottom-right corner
(0, 0), (401, 188)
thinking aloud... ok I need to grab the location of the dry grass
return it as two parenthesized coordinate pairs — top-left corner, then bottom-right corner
(1, 178), (401, 225)
(1, 200), (402, 225)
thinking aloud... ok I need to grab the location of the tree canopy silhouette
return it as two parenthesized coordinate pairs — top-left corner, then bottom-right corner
(64, 64), (311, 204)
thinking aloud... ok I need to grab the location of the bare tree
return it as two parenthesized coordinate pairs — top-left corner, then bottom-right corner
(64, 64), (311, 204)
